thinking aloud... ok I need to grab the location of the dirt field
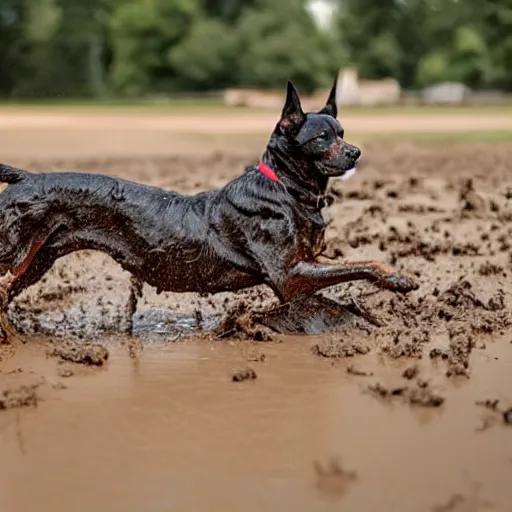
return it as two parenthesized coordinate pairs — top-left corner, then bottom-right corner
(0, 110), (511, 512)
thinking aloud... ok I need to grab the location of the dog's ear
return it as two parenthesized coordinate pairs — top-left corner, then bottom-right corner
(279, 81), (305, 131)
(318, 78), (338, 118)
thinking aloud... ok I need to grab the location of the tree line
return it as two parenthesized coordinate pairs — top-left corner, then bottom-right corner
(1, 0), (511, 98)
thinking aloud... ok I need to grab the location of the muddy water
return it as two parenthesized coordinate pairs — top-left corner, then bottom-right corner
(1, 141), (512, 511)
(1, 337), (511, 512)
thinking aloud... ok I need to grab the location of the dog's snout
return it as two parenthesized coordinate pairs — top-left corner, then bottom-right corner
(349, 145), (361, 160)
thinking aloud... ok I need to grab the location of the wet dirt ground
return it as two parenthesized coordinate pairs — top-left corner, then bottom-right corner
(1, 119), (512, 511)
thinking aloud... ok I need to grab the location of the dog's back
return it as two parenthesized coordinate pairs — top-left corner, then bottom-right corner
(0, 163), (29, 185)
(0, 163), (264, 296)
(0, 164), (182, 277)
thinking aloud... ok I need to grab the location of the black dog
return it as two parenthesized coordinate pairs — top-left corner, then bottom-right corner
(0, 81), (418, 333)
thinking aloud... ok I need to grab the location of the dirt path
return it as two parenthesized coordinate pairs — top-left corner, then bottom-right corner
(2, 109), (511, 160)
(2, 110), (512, 133)
(1, 139), (512, 511)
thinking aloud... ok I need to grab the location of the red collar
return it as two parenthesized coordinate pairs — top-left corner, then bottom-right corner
(258, 161), (279, 182)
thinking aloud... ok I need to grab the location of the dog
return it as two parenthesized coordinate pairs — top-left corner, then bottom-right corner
(0, 80), (418, 335)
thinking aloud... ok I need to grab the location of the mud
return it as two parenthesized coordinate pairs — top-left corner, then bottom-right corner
(231, 367), (258, 382)
(313, 457), (358, 497)
(367, 381), (445, 408)
(48, 341), (109, 366)
(0, 384), (39, 410)
(1, 137), (512, 511)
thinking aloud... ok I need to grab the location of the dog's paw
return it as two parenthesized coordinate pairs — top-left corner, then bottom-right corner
(379, 273), (419, 294)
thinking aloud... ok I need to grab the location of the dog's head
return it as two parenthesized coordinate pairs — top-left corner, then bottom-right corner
(269, 80), (361, 184)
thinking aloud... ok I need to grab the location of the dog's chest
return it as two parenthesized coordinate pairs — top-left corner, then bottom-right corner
(294, 209), (326, 258)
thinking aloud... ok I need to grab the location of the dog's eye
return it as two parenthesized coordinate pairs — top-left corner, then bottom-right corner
(317, 131), (329, 140)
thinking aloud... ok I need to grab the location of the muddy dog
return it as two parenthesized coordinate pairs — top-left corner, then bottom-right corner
(0, 81), (418, 337)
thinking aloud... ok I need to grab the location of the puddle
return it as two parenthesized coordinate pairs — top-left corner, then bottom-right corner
(1, 337), (511, 512)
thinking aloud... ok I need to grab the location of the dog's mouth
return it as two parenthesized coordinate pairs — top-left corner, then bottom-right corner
(340, 167), (357, 181)
(323, 162), (358, 179)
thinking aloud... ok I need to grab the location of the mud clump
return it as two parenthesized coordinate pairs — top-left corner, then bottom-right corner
(407, 387), (445, 407)
(437, 279), (485, 310)
(476, 399), (512, 426)
(57, 365), (74, 378)
(49, 341), (109, 366)
(313, 457), (358, 497)
(458, 178), (488, 219)
(367, 382), (407, 398)
(380, 329), (429, 359)
(367, 382), (444, 408)
(428, 320), (492, 378)
(478, 261), (504, 276)
(445, 325), (473, 377)
(369, 277), (510, 375)
(127, 337), (143, 359)
(0, 384), (39, 410)
(347, 365), (373, 377)
(312, 335), (370, 358)
(247, 352), (266, 363)
(402, 365), (419, 380)
(215, 302), (275, 341)
(232, 367), (257, 382)
(475, 399), (500, 411)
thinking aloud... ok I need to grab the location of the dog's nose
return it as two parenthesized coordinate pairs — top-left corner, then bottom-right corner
(349, 146), (361, 160)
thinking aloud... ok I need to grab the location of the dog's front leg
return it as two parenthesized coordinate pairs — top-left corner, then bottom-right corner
(273, 261), (418, 302)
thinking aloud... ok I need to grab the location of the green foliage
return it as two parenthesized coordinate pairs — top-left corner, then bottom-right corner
(2, 0), (512, 97)
(416, 52), (450, 87)
(235, 0), (342, 93)
(168, 19), (237, 90)
(110, 0), (200, 95)
(481, 0), (512, 90)
(0, 0), (27, 96)
(200, 0), (256, 22)
(339, 0), (401, 79)
(416, 27), (490, 87)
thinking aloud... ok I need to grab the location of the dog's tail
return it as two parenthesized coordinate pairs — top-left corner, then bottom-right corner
(0, 163), (30, 184)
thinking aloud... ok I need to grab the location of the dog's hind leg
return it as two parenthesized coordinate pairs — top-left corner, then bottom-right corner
(0, 243), (63, 342)
(8, 247), (61, 302)
(0, 239), (47, 341)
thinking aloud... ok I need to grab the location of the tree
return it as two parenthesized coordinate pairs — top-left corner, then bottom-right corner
(199, 0), (256, 22)
(3, 0), (117, 98)
(110, 0), (200, 95)
(416, 27), (490, 88)
(480, 0), (512, 90)
(234, 0), (342, 93)
(168, 19), (237, 91)
(338, 0), (402, 80)
(0, 0), (27, 97)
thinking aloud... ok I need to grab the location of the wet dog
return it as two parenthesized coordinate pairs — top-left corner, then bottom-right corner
(0, 81), (418, 335)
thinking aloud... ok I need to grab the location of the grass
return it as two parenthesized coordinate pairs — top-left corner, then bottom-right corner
(355, 130), (512, 143)
(2, 97), (512, 117)
(219, 130), (512, 149)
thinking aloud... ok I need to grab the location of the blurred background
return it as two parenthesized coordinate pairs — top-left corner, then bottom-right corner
(1, 0), (512, 161)
(1, 0), (511, 104)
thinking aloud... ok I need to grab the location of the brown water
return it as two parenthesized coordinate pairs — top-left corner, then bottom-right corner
(1, 337), (511, 512)
(1, 128), (512, 512)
